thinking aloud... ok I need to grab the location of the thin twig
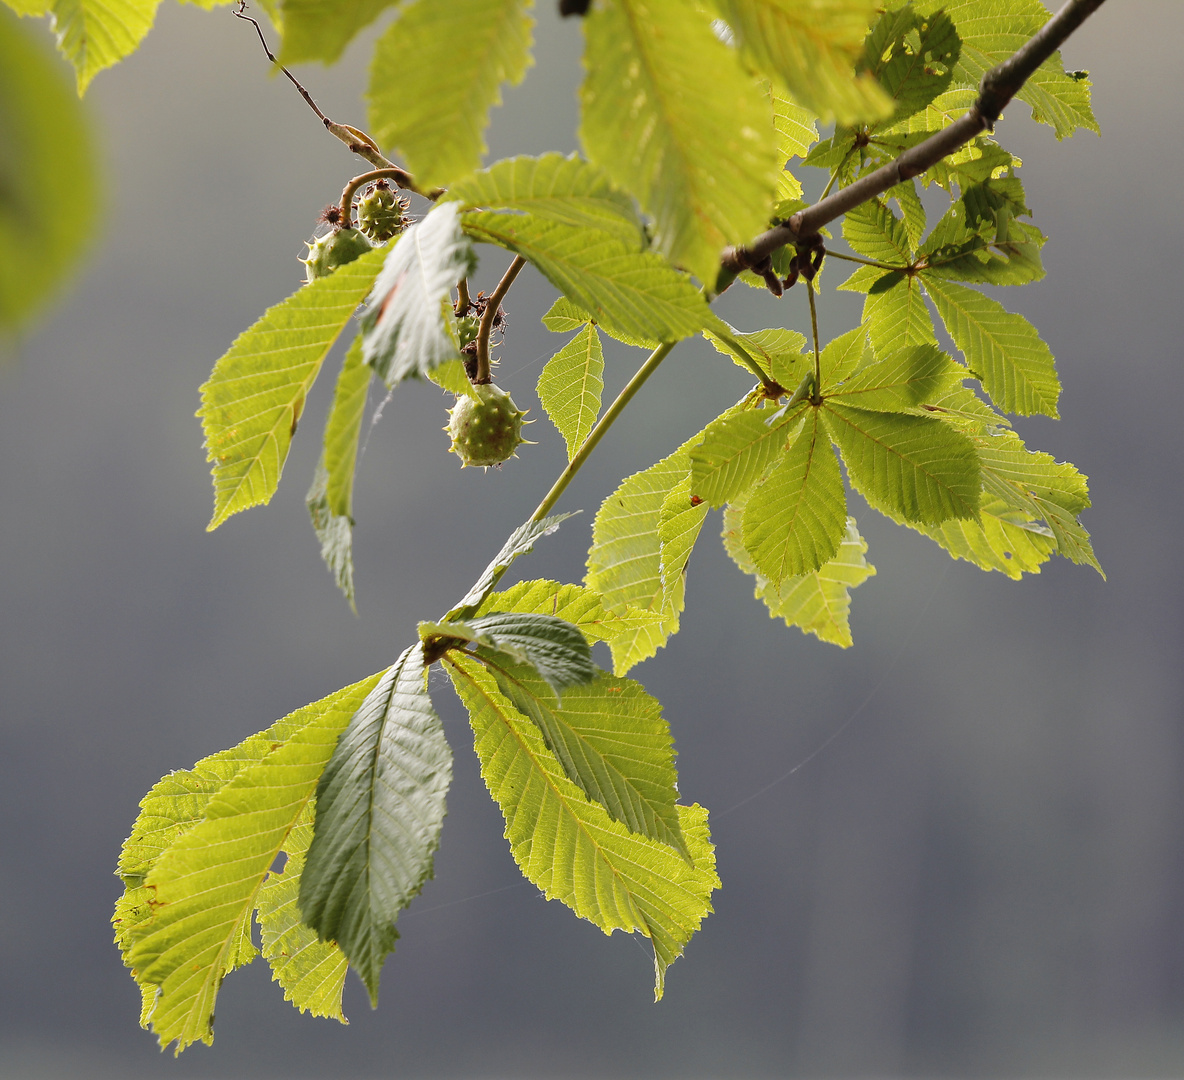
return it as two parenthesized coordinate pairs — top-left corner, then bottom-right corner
(825, 249), (905, 271)
(339, 168), (415, 227)
(806, 280), (822, 398)
(720, 0), (1109, 282)
(531, 341), (676, 523)
(234, 1), (444, 200)
(455, 278), (471, 317)
(474, 256), (526, 384)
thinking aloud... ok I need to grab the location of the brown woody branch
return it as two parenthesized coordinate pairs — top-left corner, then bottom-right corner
(719, 0), (1108, 286)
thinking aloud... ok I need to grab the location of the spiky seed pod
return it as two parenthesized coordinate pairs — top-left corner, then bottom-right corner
(301, 227), (374, 283)
(356, 183), (411, 244)
(456, 315), (480, 349)
(446, 383), (529, 468)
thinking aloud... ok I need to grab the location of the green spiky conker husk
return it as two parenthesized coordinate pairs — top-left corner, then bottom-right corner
(456, 315), (480, 349)
(302, 227), (374, 283)
(447, 383), (528, 468)
(356, 186), (409, 244)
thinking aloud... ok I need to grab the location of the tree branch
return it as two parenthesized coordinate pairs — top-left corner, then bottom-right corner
(719, 0), (1108, 283)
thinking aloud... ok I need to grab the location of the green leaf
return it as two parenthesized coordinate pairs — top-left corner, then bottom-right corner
(199, 248), (386, 531)
(922, 274), (1059, 417)
(474, 579), (666, 644)
(367, 0), (534, 188)
(771, 86), (817, 201)
(915, 0), (1098, 139)
(856, 272), (939, 359)
(0, 8), (99, 332)
(278, 0), (396, 65)
(888, 180), (927, 251)
(361, 203), (476, 387)
(124, 675), (381, 1052)
(910, 493), (1056, 579)
(306, 336), (371, 609)
(711, 0), (891, 124)
(47, 0), (159, 93)
(656, 471), (711, 617)
(256, 809), (349, 1022)
(973, 428), (1100, 574)
(918, 181), (1045, 287)
(586, 447), (691, 673)
(479, 652), (688, 857)
(541, 296), (593, 335)
(823, 401), (980, 523)
(723, 505), (875, 647)
(426, 356), (481, 401)
(842, 199), (912, 266)
(742, 409), (847, 581)
(824, 343), (961, 411)
(580, 0), (779, 285)
(448, 512), (579, 620)
(445, 653), (718, 999)
(817, 325), (870, 385)
(466, 614), (596, 691)
(448, 153), (645, 249)
(464, 210), (711, 344)
(299, 646), (452, 1005)
(537, 323), (604, 460)
(862, 3), (959, 122)
(703, 325), (808, 389)
(689, 402), (803, 508)
(771, 85), (818, 160)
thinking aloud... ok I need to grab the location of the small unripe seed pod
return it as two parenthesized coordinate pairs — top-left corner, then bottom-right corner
(302, 227), (374, 283)
(356, 183), (411, 244)
(446, 383), (529, 468)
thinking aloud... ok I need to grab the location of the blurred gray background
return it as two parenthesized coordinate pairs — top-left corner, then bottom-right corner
(2, 1), (1183, 1076)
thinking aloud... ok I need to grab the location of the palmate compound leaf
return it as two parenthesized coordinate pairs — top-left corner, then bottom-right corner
(299, 646), (452, 1005)
(822, 401), (980, 524)
(200, 247), (387, 531)
(419, 611), (596, 695)
(463, 210), (711, 345)
(579, 0), (780, 285)
(306, 335), (371, 609)
(46, 0), (159, 93)
(537, 322), (604, 460)
(256, 809), (349, 1023)
(120, 674), (382, 1052)
(474, 579), (666, 645)
(711, 0), (891, 124)
(742, 409), (848, 582)
(911, 0), (1098, 140)
(448, 512), (580, 620)
(723, 501), (875, 648)
(367, 0), (535, 189)
(922, 274), (1059, 418)
(447, 153), (646, 250)
(0, 8), (98, 332)
(361, 203), (477, 387)
(444, 652), (718, 999)
(475, 649), (689, 858)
